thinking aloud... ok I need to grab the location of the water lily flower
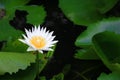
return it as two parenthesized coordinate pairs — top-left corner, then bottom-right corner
(19, 25), (58, 53)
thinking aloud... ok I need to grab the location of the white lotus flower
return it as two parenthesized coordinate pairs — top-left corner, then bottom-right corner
(19, 25), (58, 53)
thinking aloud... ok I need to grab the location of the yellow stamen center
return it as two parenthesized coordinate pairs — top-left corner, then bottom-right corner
(30, 36), (46, 49)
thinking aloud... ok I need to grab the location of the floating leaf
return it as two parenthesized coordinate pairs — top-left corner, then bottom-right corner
(93, 31), (120, 71)
(75, 18), (120, 48)
(0, 52), (47, 80)
(1, 38), (27, 52)
(59, 0), (118, 26)
(0, 19), (22, 41)
(40, 76), (46, 80)
(0, 63), (37, 80)
(17, 5), (46, 25)
(0, 0), (30, 9)
(75, 47), (99, 60)
(0, 52), (35, 75)
(97, 71), (120, 80)
(0, 46), (56, 80)
(50, 73), (64, 80)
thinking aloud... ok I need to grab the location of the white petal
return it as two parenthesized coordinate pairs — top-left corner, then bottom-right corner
(45, 35), (53, 41)
(49, 31), (54, 36)
(43, 27), (47, 33)
(34, 26), (37, 30)
(40, 27), (44, 33)
(38, 50), (43, 53)
(22, 34), (28, 40)
(47, 36), (56, 41)
(31, 27), (34, 32)
(52, 40), (58, 43)
(18, 39), (26, 44)
(37, 26), (41, 31)
(25, 29), (30, 36)
(38, 25), (41, 28)
(45, 30), (50, 37)
(45, 44), (54, 48)
(27, 47), (35, 51)
(43, 48), (53, 51)
(48, 41), (58, 45)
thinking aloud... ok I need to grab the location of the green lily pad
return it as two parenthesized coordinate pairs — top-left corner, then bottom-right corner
(0, 63), (37, 80)
(97, 71), (120, 80)
(0, 52), (35, 75)
(17, 5), (46, 25)
(0, 0), (30, 9)
(75, 18), (120, 48)
(75, 47), (99, 60)
(92, 31), (120, 71)
(1, 38), (27, 52)
(50, 73), (64, 80)
(59, 0), (118, 26)
(0, 19), (22, 41)
(0, 46), (56, 80)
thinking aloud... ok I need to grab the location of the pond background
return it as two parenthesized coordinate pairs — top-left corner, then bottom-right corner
(1, 0), (120, 80)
